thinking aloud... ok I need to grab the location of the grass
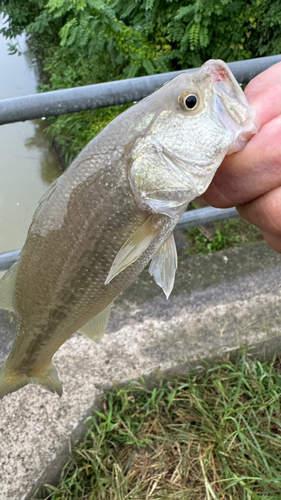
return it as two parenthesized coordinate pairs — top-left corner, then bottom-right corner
(185, 217), (262, 256)
(40, 356), (281, 500)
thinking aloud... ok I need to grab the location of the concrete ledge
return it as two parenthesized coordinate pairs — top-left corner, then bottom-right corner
(0, 241), (281, 499)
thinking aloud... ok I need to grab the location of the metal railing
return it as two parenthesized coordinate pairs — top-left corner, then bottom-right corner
(0, 55), (280, 125)
(0, 54), (279, 271)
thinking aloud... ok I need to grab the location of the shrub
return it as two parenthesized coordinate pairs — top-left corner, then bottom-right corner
(1, 0), (281, 161)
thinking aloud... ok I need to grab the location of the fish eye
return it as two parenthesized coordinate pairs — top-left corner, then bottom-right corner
(179, 91), (199, 112)
(185, 94), (198, 109)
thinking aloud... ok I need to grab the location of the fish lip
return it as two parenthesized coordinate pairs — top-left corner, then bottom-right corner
(213, 83), (254, 127)
(202, 60), (260, 153)
(212, 89), (259, 153)
(201, 59), (237, 86)
(201, 58), (259, 130)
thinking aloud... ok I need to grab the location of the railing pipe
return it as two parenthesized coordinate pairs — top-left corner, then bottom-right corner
(176, 206), (239, 230)
(0, 55), (280, 125)
(0, 250), (20, 272)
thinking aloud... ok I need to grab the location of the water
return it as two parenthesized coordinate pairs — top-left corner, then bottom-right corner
(0, 24), (61, 260)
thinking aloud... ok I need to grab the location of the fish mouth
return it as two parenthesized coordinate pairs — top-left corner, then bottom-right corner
(202, 60), (260, 153)
(202, 59), (252, 124)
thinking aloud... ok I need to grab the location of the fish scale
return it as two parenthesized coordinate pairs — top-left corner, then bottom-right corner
(0, 60), (258, 399)
(12, 190), (146, 365)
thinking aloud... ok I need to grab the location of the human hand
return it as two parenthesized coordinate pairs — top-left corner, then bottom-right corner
(203, 62), (281, 253)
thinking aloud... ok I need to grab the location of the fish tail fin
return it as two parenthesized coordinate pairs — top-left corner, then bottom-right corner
(0, 362), (63, 399)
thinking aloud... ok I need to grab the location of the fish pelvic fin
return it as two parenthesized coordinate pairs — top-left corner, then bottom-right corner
(149, 233), (178, 299)
(0, 362), (63, 399)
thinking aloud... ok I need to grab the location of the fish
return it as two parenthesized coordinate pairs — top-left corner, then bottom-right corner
(0, 59), (258, 399)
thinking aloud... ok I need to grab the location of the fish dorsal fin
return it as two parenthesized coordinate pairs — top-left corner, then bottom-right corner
(33, 179), (58, 219)
(149, 233), (178, 299)
(105, 216), (161, 285)
(0, 262), (18, 311)
(78, 304), (111, 342)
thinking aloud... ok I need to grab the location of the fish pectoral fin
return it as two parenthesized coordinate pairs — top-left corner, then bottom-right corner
(105, 216), (161, 285)
(0, 262), (18, 311)
(0, 361), (62, 399)
(78, 304), (111, 342)
(149, 233), (178, 299)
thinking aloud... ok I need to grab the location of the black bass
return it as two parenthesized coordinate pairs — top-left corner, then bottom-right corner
(0, 60), (258, 398)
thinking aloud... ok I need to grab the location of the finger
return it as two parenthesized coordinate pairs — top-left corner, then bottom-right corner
(204, 114), (281, 208)
(237, 185), (281, 253)
(244, 61), (281, 127)
(259, 230), (281, 253)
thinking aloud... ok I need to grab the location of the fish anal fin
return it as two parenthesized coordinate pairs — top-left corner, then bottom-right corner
(0, 361), (62, 399)
(78, 304), (111, 342)
(149, 233), (178, 299)
(105, 216), (161, 285)
(0, 262), (18, 312)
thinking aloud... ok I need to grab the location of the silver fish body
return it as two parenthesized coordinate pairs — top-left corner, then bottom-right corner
(0, 60), (258, 398)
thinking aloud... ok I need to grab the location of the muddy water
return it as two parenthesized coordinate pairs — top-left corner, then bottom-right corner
(0, 25), (61, 260)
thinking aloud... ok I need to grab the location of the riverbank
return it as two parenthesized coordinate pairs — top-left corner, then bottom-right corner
(0, 19), (61, 257)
